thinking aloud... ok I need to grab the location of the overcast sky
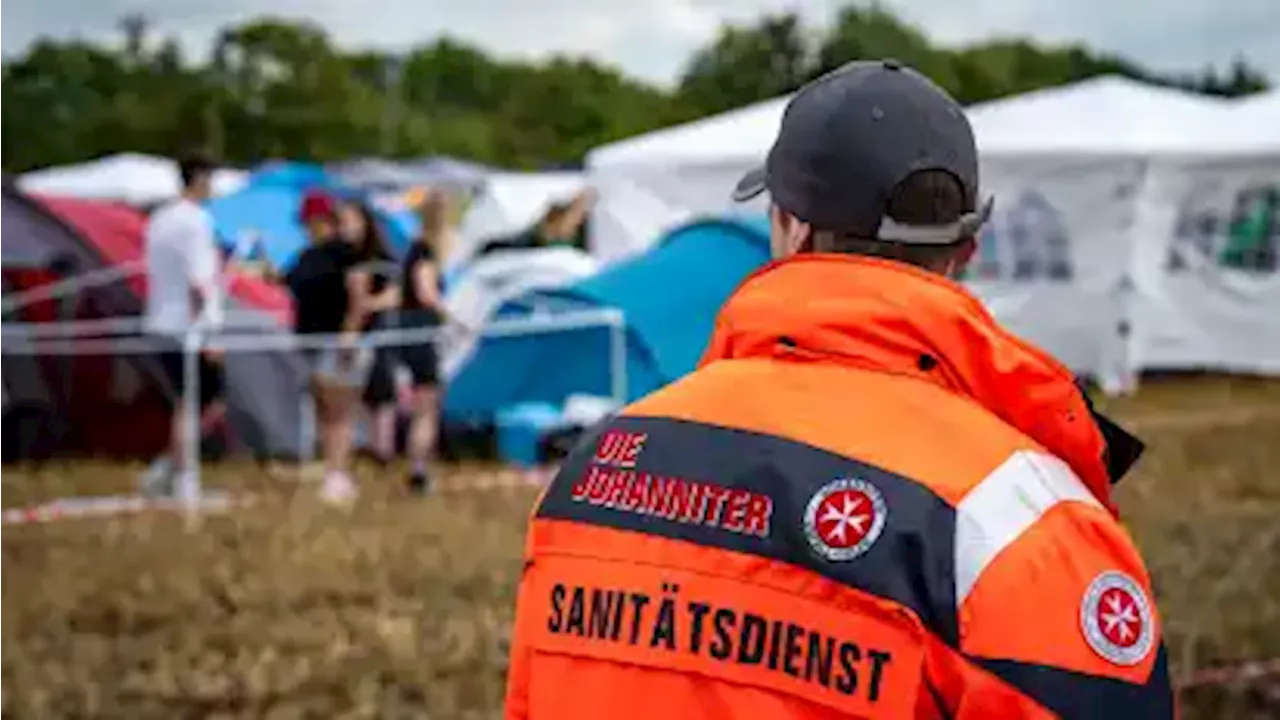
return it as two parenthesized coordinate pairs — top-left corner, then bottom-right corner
(3, 0), (1277, 86)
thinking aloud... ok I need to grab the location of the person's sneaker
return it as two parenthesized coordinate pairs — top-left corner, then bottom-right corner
(320, 471), (358, 505)
(407, 470), (431, 496)
(138, 457), (174, 499)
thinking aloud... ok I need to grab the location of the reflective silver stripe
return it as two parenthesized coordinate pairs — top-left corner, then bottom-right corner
(953, 450), (1101, 607)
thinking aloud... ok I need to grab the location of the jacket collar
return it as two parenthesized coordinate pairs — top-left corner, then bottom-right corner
(702, 254), (1134, 508)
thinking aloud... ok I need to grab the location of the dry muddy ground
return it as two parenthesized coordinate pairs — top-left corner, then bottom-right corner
(3, 376), (1279, 718)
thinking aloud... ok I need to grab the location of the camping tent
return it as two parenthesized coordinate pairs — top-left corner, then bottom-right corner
(207, 161), (417, 268)
(397, 156), (494, 192)
(452, 171), (587, 270)
(440, 246), (600, 378)
(443, 216), (770, 419)
(19, 153), (247, 207)
(1, 184), (305, 460)
(328, 158), (422, 191)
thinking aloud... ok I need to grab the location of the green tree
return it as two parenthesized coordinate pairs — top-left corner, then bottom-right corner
(813, 6), (960, 93)
(0, 8), (1271, 175)
(494, 58), (677, 167)
(676, 13), (812, 116)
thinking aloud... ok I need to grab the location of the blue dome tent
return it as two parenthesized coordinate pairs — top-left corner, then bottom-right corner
(207, 161), (417, 268)
(444, 215), (770, 419)
(245, 161), (336, 190)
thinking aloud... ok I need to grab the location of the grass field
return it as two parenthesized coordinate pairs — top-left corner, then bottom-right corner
(3, 375), (1279, 719)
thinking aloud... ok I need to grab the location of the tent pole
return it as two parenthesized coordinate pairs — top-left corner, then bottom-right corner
(298, 392), (316, 483)
(608, 310), (627, 406)
(181, 327), (202, 508)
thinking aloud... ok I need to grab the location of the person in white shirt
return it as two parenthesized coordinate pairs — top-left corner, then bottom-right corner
(139, 152), (227, 500)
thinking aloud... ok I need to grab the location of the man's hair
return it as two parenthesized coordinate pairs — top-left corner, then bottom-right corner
(808, 169), (971, 270)
(177, 150), (216, 189)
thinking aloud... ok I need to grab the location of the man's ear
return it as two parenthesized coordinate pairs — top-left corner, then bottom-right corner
(786, 217), (813, 255)
(947, 236), (978, 275)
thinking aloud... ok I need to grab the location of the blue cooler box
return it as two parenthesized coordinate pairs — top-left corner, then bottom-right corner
(495, 402), (565, 467)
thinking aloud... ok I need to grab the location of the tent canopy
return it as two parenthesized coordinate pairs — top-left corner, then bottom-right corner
(966, 76), (1233, 155)
(444, 215), (770, 418)
(397, 156), (495, 192)
(588, 75), (1239, 168)
(19, 153), (247, 206)
(327, 158), (422, 191)
(325, 156), (496, 192)
(244, 161), (335, 190)
(588, 96), (789, 168)
(453, 171), (587, 268)
(1180, 88), (1280, 154)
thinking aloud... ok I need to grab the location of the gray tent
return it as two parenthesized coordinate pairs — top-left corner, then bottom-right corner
(329, 156), (494, 194)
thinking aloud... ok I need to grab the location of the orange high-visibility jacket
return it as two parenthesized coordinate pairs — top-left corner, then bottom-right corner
(505, 256), (1174, 719)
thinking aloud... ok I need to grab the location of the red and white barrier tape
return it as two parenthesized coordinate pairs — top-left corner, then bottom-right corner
(1, 467), (553, 527)
(436, 466), (556, 494)
(2, 492), (248, 527)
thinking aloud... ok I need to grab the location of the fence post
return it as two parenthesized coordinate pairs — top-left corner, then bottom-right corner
(181, 326), (202, 505)
(608, 309), (627, 406)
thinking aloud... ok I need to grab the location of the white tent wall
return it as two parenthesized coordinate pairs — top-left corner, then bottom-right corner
(585, 76), (1235, 261)
(583, 76), (1279, 388)
(968, 157), (1147, 386)
(1128, 157), (1280, 374)
(588, 153), (1149, 386)
(589, 162), (770, 264)
(586, 96), (788, 262)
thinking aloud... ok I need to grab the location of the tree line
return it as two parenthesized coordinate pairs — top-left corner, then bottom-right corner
(2, 6), (1271, 173)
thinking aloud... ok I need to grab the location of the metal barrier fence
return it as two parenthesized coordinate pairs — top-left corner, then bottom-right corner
(0, 262), (624, 499)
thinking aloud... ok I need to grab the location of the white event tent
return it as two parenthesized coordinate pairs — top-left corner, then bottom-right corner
(586, 76), (1280, 389)
(19, 153), (248, 207)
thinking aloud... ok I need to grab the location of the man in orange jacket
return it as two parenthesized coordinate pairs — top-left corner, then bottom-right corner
(505, 59), (1174, 719)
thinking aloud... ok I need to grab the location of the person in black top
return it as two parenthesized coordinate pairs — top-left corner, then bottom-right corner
(399, 189), (455, 493)
(283, 190), (373, 503)
(336, 198), (401, 466)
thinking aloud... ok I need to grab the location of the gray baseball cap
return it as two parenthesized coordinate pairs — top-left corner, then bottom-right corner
(733, 59), (992, 245)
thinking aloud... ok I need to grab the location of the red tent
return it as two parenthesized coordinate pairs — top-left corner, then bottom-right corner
(3, 185), (299, 460)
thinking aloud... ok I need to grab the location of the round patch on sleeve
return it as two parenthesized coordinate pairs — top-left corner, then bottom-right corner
(1080, 570), (1155, 666)
(803, 478), (887, 562)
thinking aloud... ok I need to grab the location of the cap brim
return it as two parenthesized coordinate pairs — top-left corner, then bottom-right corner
(732, 166), (768, 202)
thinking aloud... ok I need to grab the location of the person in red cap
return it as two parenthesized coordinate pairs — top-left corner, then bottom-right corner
(284, 189), (374, 503)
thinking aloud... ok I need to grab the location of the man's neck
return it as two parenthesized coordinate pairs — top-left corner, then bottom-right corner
(180, 190), (206, 204)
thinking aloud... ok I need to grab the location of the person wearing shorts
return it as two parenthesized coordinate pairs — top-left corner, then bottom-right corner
(336, 198), (402, 466)
(398, 190), (455, 494)
(139, 151), (227, 501)
(284, 190), (373, 503)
